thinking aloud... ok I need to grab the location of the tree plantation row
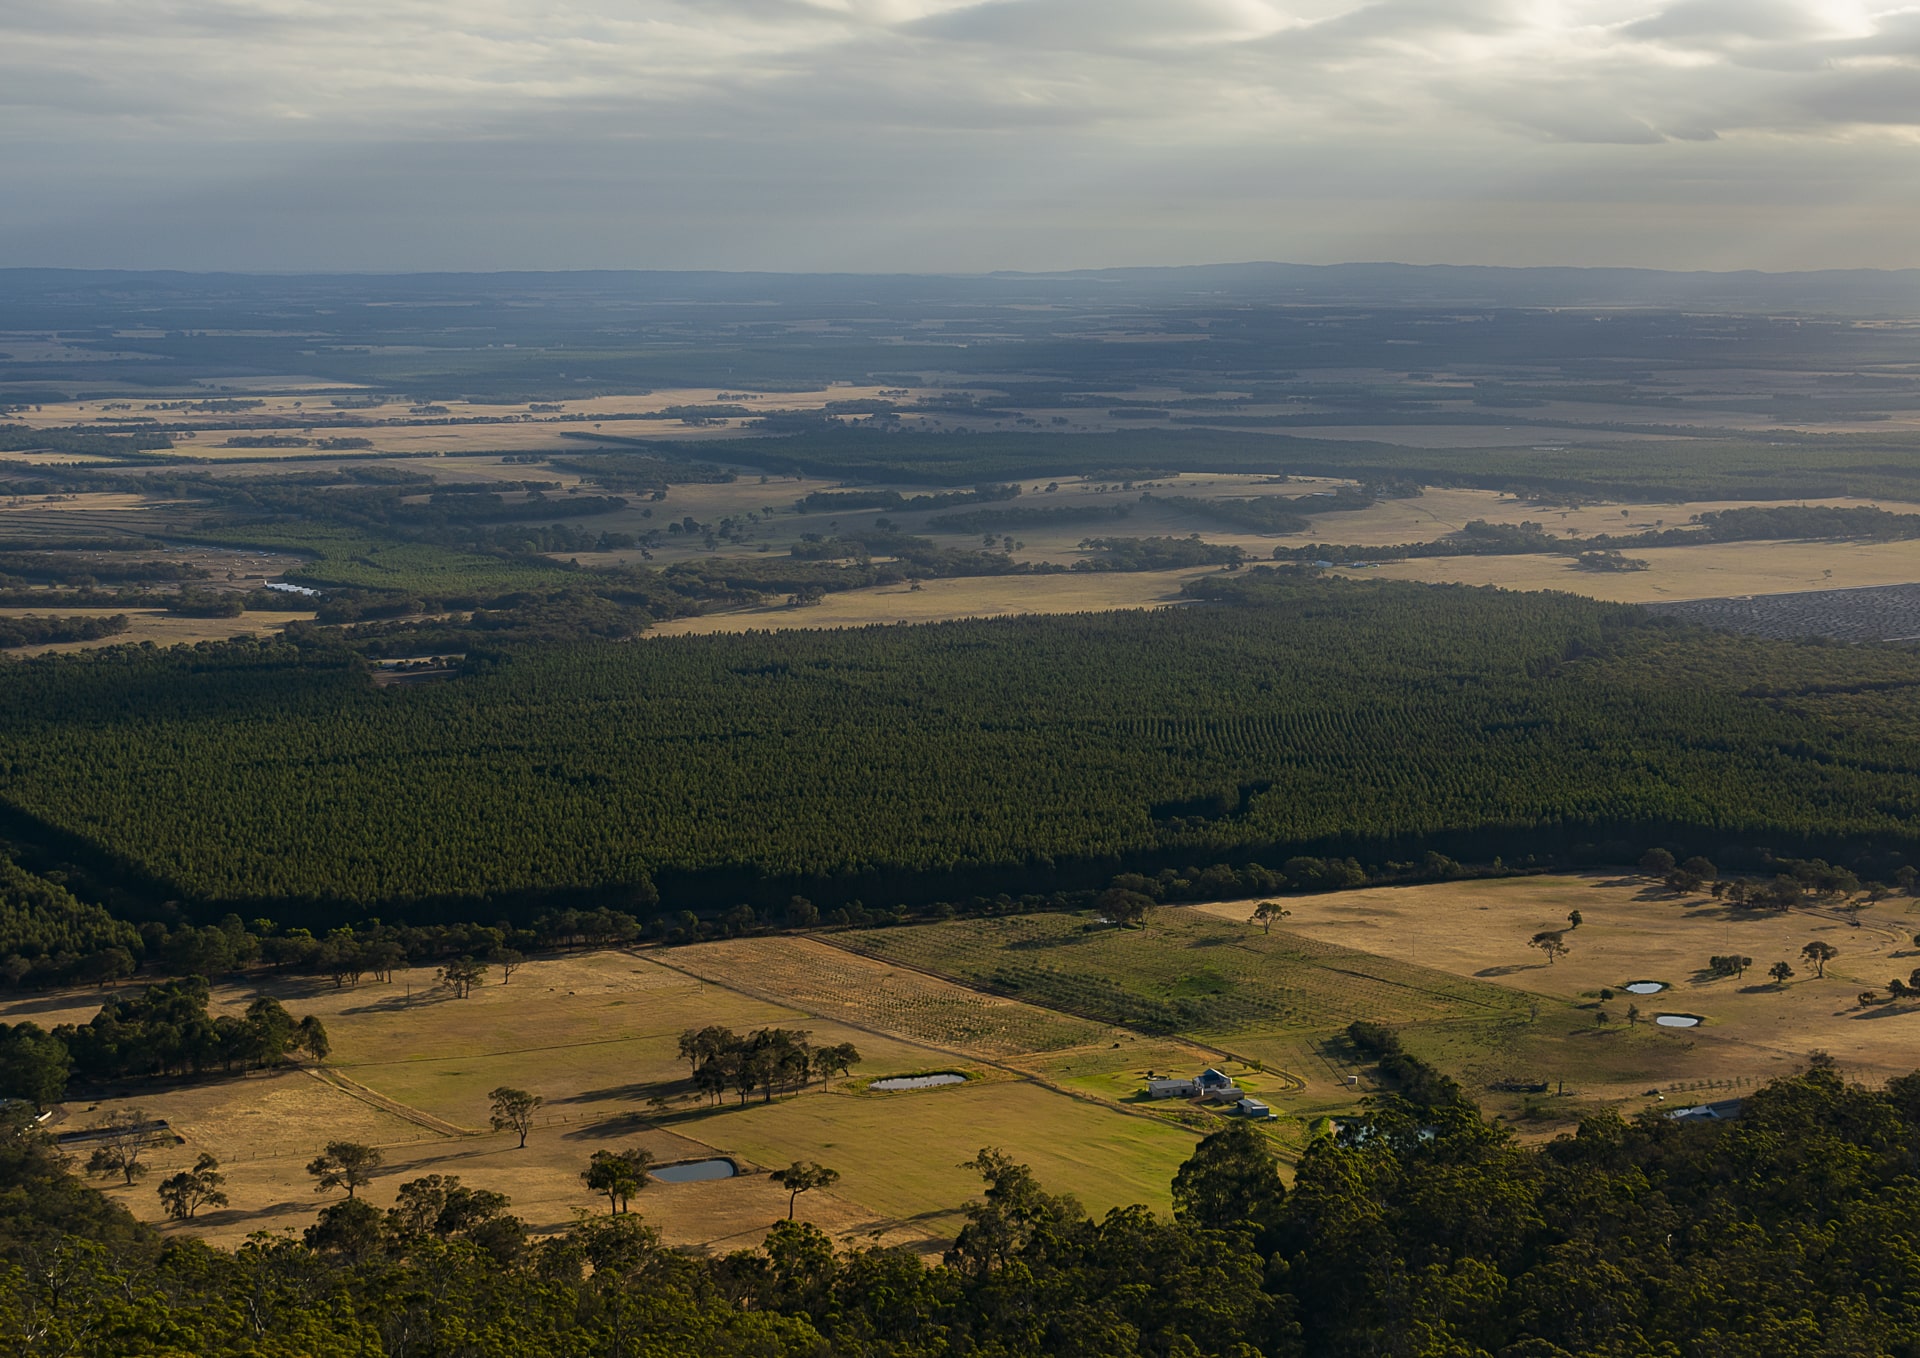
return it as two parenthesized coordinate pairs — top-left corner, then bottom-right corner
(4, 576), (1920, 919)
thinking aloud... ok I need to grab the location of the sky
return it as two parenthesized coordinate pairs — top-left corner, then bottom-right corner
(4, 0), (1920, 273)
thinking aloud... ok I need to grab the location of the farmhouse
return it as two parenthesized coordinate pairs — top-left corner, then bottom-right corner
(1196, 1068), (1239, 1100)
(1148, 1068), (1241, 1100)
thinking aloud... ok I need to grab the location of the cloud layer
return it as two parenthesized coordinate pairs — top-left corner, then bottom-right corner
(4, 1), (1919, 270)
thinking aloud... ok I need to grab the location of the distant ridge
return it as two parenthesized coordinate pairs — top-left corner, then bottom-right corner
(4, 262), (1920, 314)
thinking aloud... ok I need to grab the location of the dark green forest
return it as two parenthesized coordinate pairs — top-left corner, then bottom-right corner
(2, 575), (1920, 922)
(6, 1068), (1920, 1356)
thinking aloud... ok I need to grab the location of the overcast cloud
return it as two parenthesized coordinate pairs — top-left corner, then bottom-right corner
(2, 0), (1918, 271)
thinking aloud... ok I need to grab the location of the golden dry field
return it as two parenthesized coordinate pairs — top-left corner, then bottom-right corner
(1331, 538), (1920, 602)
(7, 947), (1204, 1255)
(1190, 875), (1920, 1103)
(649, 568), (1217, 636)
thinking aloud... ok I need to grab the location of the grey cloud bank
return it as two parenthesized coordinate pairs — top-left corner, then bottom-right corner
(3, 0), (1919, 271)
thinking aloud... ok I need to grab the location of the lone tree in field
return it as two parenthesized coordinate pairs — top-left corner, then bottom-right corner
(438, 956), (488, 998)
(1529, 930), (1570, 965)
(582, 1148), (653, 1214)
(158, 1153), (227, 1220)
(1566, 910), (1583, 930)
(1769, 961), (1796, 986)
(1801, 941), (1839, 979)
(491, 948), (524, 984)
(84, 1109), (159, 1186)
(307, 1141), (383, 1199)
(488, 1086), (543, 1148)
(1250, 901), (1291, 934)
(770, 1161), (840, 1219)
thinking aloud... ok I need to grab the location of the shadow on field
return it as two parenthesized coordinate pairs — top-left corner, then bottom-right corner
(192, 1198), (316, 1229)
(553, 1080), (673, 1106)
(340, 991), (462, 1015)
(562, 1113), (659, 1142)
(1474, 963), (1540, 977)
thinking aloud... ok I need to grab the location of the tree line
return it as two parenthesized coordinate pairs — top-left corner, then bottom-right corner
(0, 975), (327, 1106)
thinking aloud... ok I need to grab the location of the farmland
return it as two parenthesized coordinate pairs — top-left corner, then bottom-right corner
(1190, 873), (1920, 1100)
(6, 945), (1206, 1253)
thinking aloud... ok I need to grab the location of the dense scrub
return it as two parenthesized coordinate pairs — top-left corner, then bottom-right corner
(0, 577), (1918, 917)
(7, 1068), (1920, 1355)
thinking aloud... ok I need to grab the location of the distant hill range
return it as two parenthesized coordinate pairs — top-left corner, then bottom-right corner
(4, 261), (1920, 315)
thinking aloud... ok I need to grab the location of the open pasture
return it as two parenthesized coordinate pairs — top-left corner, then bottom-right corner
(836, 910), (1533, 1064)
(1189, 875), (1920, 1099)
(9, 945), (1205, 1253)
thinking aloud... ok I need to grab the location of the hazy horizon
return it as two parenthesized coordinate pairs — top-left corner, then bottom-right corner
(7, 2), (1920, 276)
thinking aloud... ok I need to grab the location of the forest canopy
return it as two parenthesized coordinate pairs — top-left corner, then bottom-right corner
(0, 575), (1918, 920)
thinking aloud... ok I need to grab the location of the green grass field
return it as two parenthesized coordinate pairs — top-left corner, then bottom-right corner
(837, 909), (1532, 1042)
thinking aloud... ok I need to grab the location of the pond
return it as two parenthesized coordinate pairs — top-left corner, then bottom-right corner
(651, 1158), (737, 1184)
(869, 1073), (966, 1091)
(1624, 981), (1666, 995)
(1655, 1014), (1704, 1028)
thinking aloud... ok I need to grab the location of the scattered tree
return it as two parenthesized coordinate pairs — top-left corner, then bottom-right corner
(1801, 941), (1838, 979)
(1565, 910), (1582, 930)
(770, 1161), (840, 1219)
(1639, 847), (1676, 878)
(488, 1086), (543, 1148)
(157, 1153), (227, 1220)
(1529, 930), (1570, 965)
(438, 956), (488, 998)
(307, 1140), (383, 1199)
(1769, 961), (1795, 986)
(83, 1108), (160, 1186)
(583, 1148), (653, 1214)
(492, 948), (524, 984)
(1250, 901), (1291, 934)
(810, 1042), (860, 1089)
